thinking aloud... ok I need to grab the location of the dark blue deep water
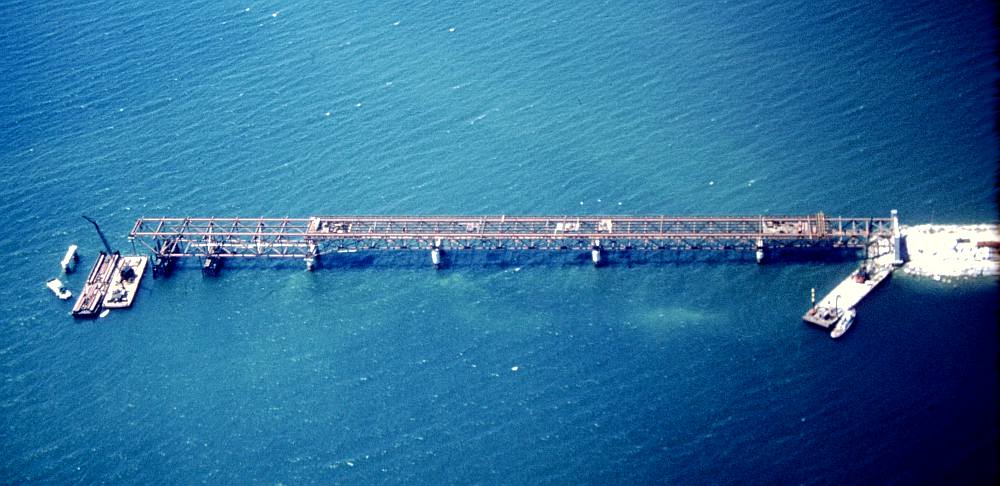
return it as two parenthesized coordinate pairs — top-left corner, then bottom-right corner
(2, 1), (997, 483)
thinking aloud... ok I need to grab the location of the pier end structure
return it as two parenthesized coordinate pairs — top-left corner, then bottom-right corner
(802, 211), (906, 332)
(802, 235), (897, 329)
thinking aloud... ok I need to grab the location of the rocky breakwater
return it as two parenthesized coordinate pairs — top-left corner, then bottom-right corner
(900, 224), (1000, 279)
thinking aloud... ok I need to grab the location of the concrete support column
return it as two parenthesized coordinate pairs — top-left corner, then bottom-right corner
(431, 239), (442, 268)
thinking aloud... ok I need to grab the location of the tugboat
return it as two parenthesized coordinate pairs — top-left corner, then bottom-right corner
(830, 307), (856, 339)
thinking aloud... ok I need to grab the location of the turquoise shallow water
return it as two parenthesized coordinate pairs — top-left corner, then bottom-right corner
(1, 0), (997, 483)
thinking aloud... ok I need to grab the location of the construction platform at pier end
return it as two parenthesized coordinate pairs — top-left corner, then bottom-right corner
(128, 212), (898, 275)
(71, 253), (148, 318)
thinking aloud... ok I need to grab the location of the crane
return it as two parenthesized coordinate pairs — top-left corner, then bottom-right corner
(82, 215), (113, 254)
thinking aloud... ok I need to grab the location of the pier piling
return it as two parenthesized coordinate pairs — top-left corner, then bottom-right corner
(591, 239), (603, 266)
(431, 239), (442, 268)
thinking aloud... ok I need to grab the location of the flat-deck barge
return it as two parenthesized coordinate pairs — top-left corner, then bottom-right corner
(803, 219), (901, 333)
(103, 256), (148, 309)
(71, 253), (147, 318)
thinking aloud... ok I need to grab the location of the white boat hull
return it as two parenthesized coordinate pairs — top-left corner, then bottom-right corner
(46, 278), (72, 300)
(830, 309), (856, 339)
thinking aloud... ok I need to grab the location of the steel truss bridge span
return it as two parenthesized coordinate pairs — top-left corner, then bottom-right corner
(129, 214), (896, 264)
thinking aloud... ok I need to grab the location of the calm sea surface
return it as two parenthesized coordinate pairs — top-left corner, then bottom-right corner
(2, 0), (997, 483)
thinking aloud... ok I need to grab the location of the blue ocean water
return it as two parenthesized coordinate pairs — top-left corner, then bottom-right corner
(1, 0), (997, 483)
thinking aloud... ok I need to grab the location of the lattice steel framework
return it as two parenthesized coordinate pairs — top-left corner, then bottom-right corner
(129, 214), (894, 261)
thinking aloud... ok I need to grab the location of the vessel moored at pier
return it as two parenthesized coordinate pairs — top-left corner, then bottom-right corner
(102, 256), (147, 309)
(72, 252), (148, 318)
(830, 308), (856, 339)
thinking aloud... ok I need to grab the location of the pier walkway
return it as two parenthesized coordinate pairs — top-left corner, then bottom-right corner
(128, 213), (896, 275)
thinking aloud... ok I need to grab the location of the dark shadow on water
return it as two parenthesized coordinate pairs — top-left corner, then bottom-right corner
(155, 247), (864, 275)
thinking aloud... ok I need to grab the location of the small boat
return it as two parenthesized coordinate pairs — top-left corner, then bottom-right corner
(46, 278), (73, 300)
(830, 308), (856, 339)
(61, 244), (79, 273)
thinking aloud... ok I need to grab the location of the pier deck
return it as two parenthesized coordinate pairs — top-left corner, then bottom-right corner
(129, 213), (894, 264)
(803, 237), (897, 328)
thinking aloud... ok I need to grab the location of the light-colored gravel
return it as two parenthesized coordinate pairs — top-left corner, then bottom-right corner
(900, 224), (999, 279)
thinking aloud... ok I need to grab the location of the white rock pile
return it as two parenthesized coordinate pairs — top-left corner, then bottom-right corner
(901, 224), (999, 279)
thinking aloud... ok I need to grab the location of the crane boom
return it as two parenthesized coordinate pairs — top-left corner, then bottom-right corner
(82, 215), (113, 254)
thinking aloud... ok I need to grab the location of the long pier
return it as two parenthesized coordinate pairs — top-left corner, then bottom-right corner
(128, 212), (898, 276)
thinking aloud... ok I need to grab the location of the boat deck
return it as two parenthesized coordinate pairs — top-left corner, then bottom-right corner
(72, 253), (147, 317)
(103, 256), (148, 309)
